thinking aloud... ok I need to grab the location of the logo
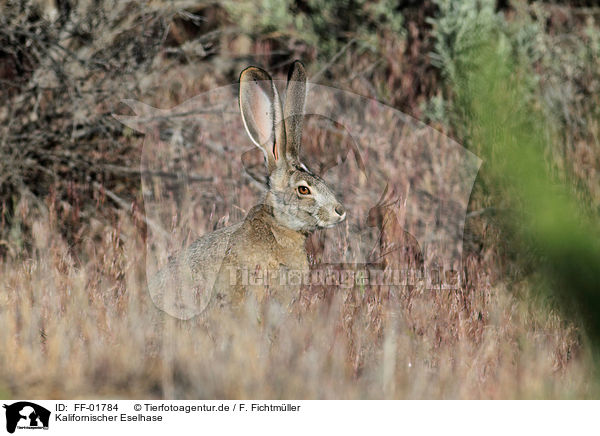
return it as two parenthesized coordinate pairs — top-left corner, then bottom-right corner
(3, 402), (50, 433)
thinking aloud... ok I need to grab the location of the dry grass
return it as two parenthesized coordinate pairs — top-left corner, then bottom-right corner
(0, 200), (594, 399)
(1, 89), (595, 398)
(1, 0), (599, 400)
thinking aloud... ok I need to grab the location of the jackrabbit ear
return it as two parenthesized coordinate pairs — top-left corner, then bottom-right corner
(283, 61), (307, 162)
(239, 66), (286, 173)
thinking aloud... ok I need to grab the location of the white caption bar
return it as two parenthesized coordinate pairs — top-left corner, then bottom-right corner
(0, 400), (596, 435)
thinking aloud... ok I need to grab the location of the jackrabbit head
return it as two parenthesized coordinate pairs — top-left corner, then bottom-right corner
(239, 61), (346, 233)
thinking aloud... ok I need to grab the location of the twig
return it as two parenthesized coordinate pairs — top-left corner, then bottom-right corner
(466, 207), (498, 219)
(101, 164), (214, 182)
(92, 181), (169, 239)
(311, 38), (357, 83)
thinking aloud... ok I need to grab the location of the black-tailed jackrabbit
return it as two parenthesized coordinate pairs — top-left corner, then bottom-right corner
(149, 61), (346, 316)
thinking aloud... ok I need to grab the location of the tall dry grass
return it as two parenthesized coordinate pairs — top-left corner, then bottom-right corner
(0, 186), (594, 399)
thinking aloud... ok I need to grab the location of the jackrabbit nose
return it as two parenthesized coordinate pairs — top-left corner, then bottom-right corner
(335, 204), (346, 218)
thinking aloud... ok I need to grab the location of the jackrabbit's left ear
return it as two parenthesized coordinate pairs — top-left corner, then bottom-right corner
(284, 61), (307, 162)
(239, 66), (286, 174)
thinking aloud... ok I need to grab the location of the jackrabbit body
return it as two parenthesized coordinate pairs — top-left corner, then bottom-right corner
(149, 61), (346, 316)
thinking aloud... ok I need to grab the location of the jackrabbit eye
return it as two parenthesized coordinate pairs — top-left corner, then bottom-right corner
(297, 185), (311, 195)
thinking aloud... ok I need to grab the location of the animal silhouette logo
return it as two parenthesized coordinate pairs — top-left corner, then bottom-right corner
(3, 402), (50, 433)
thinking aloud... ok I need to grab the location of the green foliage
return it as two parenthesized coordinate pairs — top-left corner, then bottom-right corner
(431, 1), (600, 348)
(428, 0), (504, 86)
(420, 94), (450, 125)
(429, 1), (600, 210)
(224, 0), (405, 57)
(427, 0), (543, 140)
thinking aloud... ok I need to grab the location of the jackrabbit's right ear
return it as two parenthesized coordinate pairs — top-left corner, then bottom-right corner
(239, 66), (286, 174)
(284, 61), (307, 162)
